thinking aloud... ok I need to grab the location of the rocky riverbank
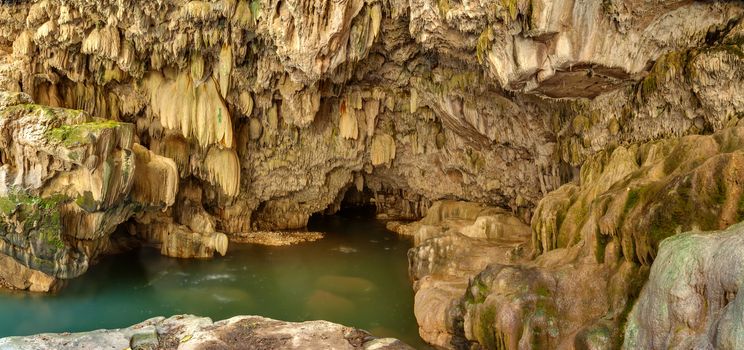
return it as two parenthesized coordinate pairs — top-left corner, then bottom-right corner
(0, 315), (414, 350)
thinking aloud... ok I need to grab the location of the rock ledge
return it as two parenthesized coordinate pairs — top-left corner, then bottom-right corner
(0, 315), (414, 350)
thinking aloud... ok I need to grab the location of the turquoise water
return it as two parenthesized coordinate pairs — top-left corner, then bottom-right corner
(0, 213), (428, 348)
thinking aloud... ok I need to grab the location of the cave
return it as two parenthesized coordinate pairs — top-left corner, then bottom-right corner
(0, 0), (743, 349)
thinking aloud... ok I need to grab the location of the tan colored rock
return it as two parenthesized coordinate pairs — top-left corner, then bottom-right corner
(339, 100), (359, 140)
(370, 133), (396, 167)
(146, 70), (233, 149)
(0, 3), (742, 347)
(230, 231), (324, 246)
(204, 146), (240, 198)
(404, 201), (531, 347)
(131, 143), (179, 207)
(0, 254), (57, 292)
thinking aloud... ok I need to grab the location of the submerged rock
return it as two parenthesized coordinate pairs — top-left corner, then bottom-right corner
(230, 231), (325, 246)
(0, 315), (415, 350)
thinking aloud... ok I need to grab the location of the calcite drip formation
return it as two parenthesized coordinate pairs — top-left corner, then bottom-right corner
(0, 0), (743, 349)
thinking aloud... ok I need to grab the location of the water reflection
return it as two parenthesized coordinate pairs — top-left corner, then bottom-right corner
(0, 215), (428, 348)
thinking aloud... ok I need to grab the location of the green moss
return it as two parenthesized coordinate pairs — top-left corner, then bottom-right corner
(624, 189), (640, 214)
(736, 193), (744, 222)
(437, 0), (450, 15)
(0, 188), (69, 253)
(595, 232), (610, 263)
(642, 178), (721, 255)
(662, 146), (687, 174)
(495, 0), (519, 23)
(0, 197), (16, 215)
(249, 0), (261, 24)
(640, 74), (657, 100)
(47, 119), (123, 147)
(476, 27), (493, 64)
(478, 307), (501, 349)
(712, 176), (727, 205)
(0, 104), (56, 123)
(445, 72), (480, 93)
(38, 210), (64, 251)
(709, 44), (744, 59)
(75, 191), (99, 212)
(464, 277), (490, 304)
(636, 50), (691, 103)
(614, 267), (650, 347)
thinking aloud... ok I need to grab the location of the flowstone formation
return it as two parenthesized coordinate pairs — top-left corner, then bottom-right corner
(402, 127), (744, 348)
(624, 223), (744, 350)
(0, 0), (742, 348)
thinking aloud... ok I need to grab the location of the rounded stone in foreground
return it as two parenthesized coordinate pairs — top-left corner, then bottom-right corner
(0, 315), (415, 350)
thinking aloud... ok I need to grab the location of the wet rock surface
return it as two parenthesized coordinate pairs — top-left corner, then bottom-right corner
(0, 315), (415, 350)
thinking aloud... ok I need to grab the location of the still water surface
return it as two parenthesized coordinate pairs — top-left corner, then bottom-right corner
(0, 213), (428, 348)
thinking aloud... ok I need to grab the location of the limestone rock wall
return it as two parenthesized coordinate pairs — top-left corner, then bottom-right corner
(0, 91), (223, 291)
(0, 0), (742, 348)
(1, 0), (740, 238)
(624, 223), (744, 350)
(404, 127), (744, 349)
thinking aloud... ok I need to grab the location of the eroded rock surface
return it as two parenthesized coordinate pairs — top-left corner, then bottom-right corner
(406, 127), (744, 349)
(624, 223), (744, 350)
(0, 91), (225, 290)
(0, 314), (414, 350)
(0, 0), (742, 349)
(0, 0), (740, 244)
(397, 200), (531, 347)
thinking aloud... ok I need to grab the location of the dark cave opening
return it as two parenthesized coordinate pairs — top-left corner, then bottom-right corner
(312, 185), (378, 223)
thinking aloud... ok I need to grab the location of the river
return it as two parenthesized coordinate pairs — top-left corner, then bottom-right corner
(0, 212), (428, 348)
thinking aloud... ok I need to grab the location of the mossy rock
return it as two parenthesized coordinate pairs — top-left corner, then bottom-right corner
(0, 189), (70, 257)
(130, 329), (159, 350)
(47, 119), (125, 147)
